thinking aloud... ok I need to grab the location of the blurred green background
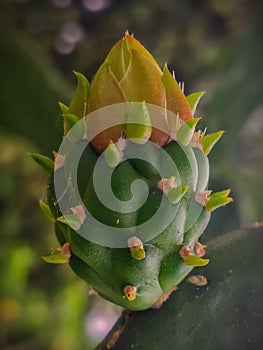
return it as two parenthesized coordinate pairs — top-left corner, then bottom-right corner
(0, 0), (262, 349)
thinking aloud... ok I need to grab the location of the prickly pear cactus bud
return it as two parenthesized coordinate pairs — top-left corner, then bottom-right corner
(32, 33), (232, 310)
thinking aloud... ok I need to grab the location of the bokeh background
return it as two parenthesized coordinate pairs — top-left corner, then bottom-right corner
(0, 0), (262, 349)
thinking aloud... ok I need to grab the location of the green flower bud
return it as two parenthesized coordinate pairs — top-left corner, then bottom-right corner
(34, 34), (232, 311)
(79, 32), (194, 153)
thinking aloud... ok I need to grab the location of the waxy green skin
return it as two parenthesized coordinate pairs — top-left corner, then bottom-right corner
(47, 139), (210, 310)
(35, 34), (232, 311)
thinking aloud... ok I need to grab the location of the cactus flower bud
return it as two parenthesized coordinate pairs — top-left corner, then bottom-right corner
(85, 32), (195, 153)
(33, 33), (232, 311)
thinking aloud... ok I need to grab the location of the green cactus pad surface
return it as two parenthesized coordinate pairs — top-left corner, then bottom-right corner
(97, 226), (263, 350)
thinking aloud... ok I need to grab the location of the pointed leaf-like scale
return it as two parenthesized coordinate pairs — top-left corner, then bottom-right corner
(39, 200), (55, 222)
(177, 118), (200, 146)
(205, 190), (233, 212)
(121, 49), (168, 146)
(166, 185), (189, 205)
(211, 189), (231, 198)
(120, 49), (163, 105)
(119, 49), (166, 145)
(29, 153), (54, 174)
(186, 91), (206, 114)
(87, 63), (126, 153)
(201, 130), (224, 155)
(206, 197), (233, 212)
(58, 102), (69, 114)
(104, 141), (122, 168)
(126, 102), (152, 144)
(183, 254), (210, 267)
(57, 214), (82, 231)
(131, 247), (146, 260)
(62, 113), (86, 140)
(68, 71), (90, 119)
(162, 65), (193, 122)
(88, 62), (127, 112)
(42, 252), (69, 264)
(63, 113), (80, 130)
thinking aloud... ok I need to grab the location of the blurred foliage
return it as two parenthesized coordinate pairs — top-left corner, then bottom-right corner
(0, 0), (262, 349)
(0, 132), (93, 349)
(0, 22), (72, 155)
(1, 0), (260, 83)
(0, 132), (121, 348)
